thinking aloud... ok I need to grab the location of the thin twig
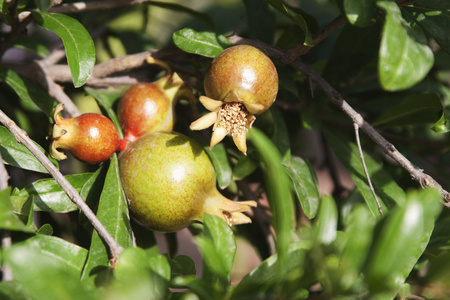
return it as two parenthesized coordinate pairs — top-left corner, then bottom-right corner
(48, 0), (154, 13)
(354, 123), (383, 216)
(0, 109), (124, 259)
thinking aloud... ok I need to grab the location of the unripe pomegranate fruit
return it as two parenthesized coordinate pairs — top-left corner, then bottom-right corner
(49, 104), (126, 164)
(118, 131), (257, 232)
(190, 45), (278, 154)
(117, 58), (184, 142)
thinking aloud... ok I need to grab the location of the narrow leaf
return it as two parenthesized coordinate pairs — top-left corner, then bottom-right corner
(0, 187), (33, 232)
(195, 213), (236, 284)
(173, 28), (231, 58)
(14, 173), (94, 213)
(282, 156), (320, 219)
(205, 143), (232, 189)
(322, 126), (406, 216)
(378, 1), (434, 91)
(247, 128), (294, 280)
(366, 188), (442, 298)
(31, 12), (95, 88)
(0, 66), (56, 116)
(373, 93), (442, 127)
(148, 1), (214, 28)
(0, 126), (57, 174)
(81, 155), (132, 285)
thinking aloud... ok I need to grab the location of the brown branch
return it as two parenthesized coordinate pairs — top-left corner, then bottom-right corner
(228, 35), (450, 206)
(0, 109), (124, 259)
(47, 0), (154, 14)
(284, 16), (346, 62)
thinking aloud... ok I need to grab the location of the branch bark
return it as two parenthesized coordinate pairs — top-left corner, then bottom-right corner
(228, 35), (450, 206)
(0, 109), (124, 259)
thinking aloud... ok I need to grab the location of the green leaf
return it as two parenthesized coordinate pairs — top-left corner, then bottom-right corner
(0, 280), (33, 300)
(338, 204), (376, 288)
(247, 128), (294, 280)
(0, 67), (56, 116)
(84, 86), (126, 137)
(0, 187), (33, 232)
(34, 0), (52, 12)
(148, 1), (214, 28)
(170, 255), (196, 278)
(0, 126), (58, 173)
(372, 93), (442, 127)
(378, 1), (434, 91)
(195, 213), (236, 284)
(432, 105), (450, 133)
(14, 173), (94, 213)
(111, 248), (170, 300)
(205, 143), (232, 189)
(4, 240), (94, 300)
(232, 155), (258, 180)
(81, 155), (132, 286)
(266, 0), (314, 45)
(282, 156), (320, 219)
(173, 28), (232, 58)
(31, 12), (95, 88)
(322, 126), (406, 217)
(231, 241), (311, 300)
(15, 234), (88, 276)
(406, 0), (450, 54)
(343, 0), (377, 27)
(314, 195), (338, 245)
(365, 188), (442, 298)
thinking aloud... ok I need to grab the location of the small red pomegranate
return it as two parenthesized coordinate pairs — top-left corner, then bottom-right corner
(118, 131), (256, 232)
(190, 45), (279, 154)
(117, 58), (184, 142)
(49, 104), (126, 164)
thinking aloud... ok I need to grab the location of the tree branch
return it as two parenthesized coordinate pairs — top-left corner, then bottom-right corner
(0, 109), (124, 259)
(48, 0), (154, 14)
(228, 35), (450, 206)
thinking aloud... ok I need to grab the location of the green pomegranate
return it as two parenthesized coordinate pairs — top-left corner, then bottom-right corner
(190, 45), (279, 154)
(118, 131), (256, 232)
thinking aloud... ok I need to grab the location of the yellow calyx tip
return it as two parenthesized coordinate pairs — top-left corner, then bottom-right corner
(50, 140), (67, 161)
(203, 192), (257, 226)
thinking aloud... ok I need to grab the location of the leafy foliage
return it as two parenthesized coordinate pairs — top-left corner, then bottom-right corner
(1, 0), (450, 299)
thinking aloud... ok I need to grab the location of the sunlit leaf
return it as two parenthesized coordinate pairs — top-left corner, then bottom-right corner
(14, 173), (95, 213)
(343, 0), (377, 27)
(31, 12), (95, 88)
(0, 188), (33, 232)
(378, 1), (434, 91)
(365, 188), (441, 298)
(173, 28), (231, 58)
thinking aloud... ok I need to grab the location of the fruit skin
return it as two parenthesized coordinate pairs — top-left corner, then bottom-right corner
(118, 131), (256, 232)
(50, 104), (126, 164)
(118, 83), (172, 142)
(190, 45), (279, 154)
(117, 61), (184, 143)
(204, 45), (278, 114)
